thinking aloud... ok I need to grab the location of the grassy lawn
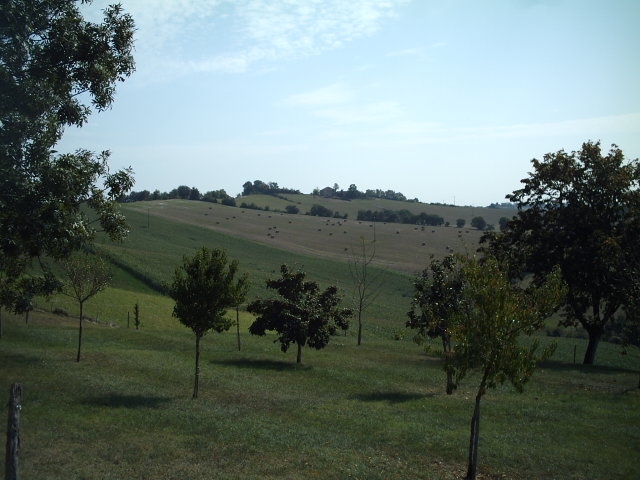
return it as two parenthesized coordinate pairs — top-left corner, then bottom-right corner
(2, 198), (638, 479)
(1, 309), (639, 479)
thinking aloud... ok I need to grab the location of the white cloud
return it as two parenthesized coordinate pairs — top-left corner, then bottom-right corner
(94, 0), (410, 79)
(282, 83), (353, 108)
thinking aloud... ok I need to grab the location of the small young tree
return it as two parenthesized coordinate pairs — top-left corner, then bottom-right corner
(229, 273), (250, 351)
(348, 235), (382, 345)
(133, 302), (140, 330)
(406, 254), (465, 394)
(62, 252), (111, 362)
(448, 255), (565, 480)
(248, 265), (352, 364)
(166, 247), (241, 398)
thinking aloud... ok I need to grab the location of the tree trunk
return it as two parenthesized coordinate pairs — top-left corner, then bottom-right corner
(296, 343), (302, 364)
(443, 336), (454, 395)
(0, 307), (3, 339)
(76, 301), (84, 362)
(193, 334), (201, 399)
(236, 306), (241, 351)
(583, 329), (602, 365)
(466, 393), (482, 480)
(357, 310), (363, 346)
(5, 383), (21, 480)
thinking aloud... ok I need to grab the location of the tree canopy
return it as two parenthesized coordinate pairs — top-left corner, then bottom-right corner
(0, 0), (136, 307)
(62, 252), (111, 362)
(166, 247), (244, 398)
(447, 255), (565, 479)
(406, 254), (465, 394)
(248, 265), (352, 364)
(482, 141), (640, 364)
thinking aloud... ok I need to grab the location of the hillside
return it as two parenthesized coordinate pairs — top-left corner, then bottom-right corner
(123, 197), (511, 275)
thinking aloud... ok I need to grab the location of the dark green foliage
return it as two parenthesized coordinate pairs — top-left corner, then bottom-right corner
(285, 205), (300, 214)
(166, 247), (242, 397)
(483, 141), (640, 364)
(357, 209), (444, 226)
(406, 255), (464, 394)
(248, 264), (352, 363)
(470, 216), (486, 230)
(133, 302), (140, 330)
(0, 0), (136, 306)
(309, 204), (334, 217)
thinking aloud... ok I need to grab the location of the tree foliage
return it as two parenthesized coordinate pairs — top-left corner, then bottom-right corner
(0, 0), (136, 307)
(247, 265), (352, 364)
(166, 247), (241, 398)
(62, 251), (111, 362)
(406, 254), (465, 394)
(447, 255), (565, 479)
(482, 141), (640, 364)
(470, 216), (486, 230)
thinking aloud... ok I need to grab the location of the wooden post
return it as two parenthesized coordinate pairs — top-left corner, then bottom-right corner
(5, 383), (22, 480)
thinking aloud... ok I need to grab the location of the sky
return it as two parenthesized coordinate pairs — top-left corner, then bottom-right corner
(59, 0), (640, 206)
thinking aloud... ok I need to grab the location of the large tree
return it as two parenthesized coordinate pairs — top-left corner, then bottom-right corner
(248, 265), (352, 364)
(448, 255), (565, 480)
(482, 141), (640, 364)
(166, 247), (241, 399)
(0, 0), (136, 308)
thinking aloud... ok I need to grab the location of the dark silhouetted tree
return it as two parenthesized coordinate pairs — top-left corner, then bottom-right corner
(248, 265), (352, 364)
(482, 141), (640, 364)
(407, 254), (465, 394)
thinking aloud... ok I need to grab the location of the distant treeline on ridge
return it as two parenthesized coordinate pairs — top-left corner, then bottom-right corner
(119, 180), (419, 205)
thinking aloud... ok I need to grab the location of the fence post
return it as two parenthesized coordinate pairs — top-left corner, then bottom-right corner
(5, 383), (22, 480)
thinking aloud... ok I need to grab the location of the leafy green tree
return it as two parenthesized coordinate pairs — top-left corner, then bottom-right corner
(0, 0), (136, 309)
(470, 216), (486, 230)
(309, 204), (333, 217)
(406, 254), (465, 394)
(456, 218), (466, 228)
(483, 141), (640, 364)
(247, 265), (352, 364)
(62, 252), (112, 362)
(448, 255), (565, 480)
(166, 247), (241, 398)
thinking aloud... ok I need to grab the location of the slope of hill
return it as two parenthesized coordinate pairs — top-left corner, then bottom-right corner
(123, 198), (504, 275)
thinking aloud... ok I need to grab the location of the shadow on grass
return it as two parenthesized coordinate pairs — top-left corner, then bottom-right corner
(82, 393), (172, 409)
(213, 357), (312, 372)
(352, 391), (432, 403)
(540, 359), (639, 375)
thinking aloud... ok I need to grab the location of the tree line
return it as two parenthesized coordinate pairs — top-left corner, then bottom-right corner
(357, 209), (445, 226)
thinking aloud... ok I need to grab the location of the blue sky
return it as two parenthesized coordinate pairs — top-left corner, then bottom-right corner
(61, 0), (640, 206)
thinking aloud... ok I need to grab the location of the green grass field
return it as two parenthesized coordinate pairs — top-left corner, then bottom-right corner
(1, 197), (639, 479)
